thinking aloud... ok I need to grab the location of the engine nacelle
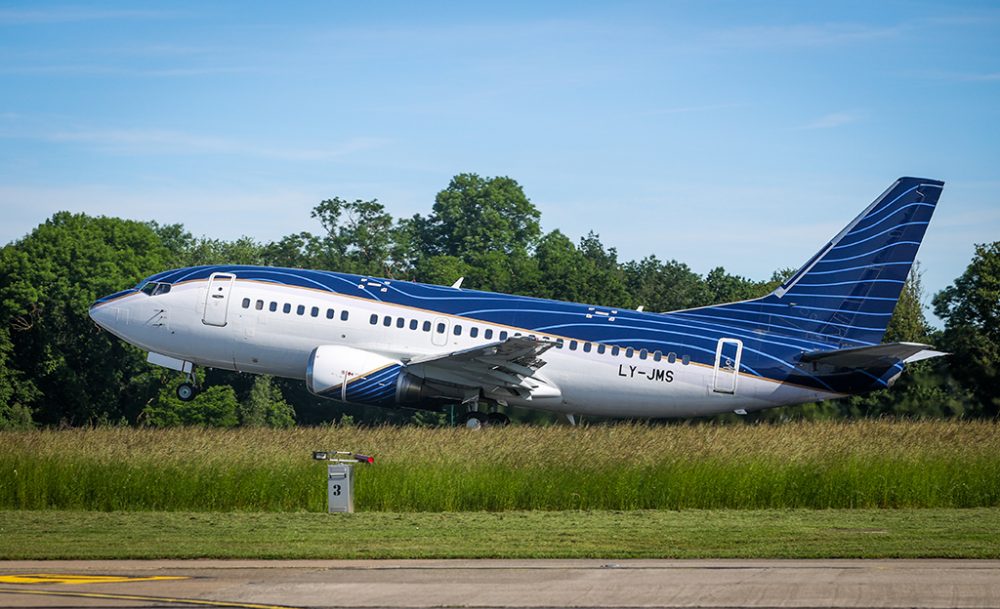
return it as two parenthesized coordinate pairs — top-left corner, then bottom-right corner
(306, 345), (405, 406)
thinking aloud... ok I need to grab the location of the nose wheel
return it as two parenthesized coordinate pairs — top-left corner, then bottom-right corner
(176, 367), (200, 402)
(176, 382), (197, 402)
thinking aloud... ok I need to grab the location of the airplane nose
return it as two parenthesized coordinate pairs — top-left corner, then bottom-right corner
(89, 301), (113, 329)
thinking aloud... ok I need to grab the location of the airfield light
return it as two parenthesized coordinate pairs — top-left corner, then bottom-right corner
(355, 454), (375, 464)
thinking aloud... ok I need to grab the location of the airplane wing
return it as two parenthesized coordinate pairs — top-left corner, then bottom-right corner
(404, 336), (561, 401)
(799, 342), (947, 369)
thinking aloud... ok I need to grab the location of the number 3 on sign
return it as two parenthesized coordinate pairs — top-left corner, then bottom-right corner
(331, 484), (342, 496)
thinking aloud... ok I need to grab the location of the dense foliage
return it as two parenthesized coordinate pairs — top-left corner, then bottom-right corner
(1, 174), (996, 427)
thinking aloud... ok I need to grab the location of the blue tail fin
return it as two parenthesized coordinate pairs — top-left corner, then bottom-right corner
(672, 177), (944, 349)
(767, 176), (943, 345)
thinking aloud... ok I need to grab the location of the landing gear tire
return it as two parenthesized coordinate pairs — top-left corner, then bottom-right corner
(486, 412), (510, 427)
(458, 411), (487, 430)
(176, 382), (197, 402)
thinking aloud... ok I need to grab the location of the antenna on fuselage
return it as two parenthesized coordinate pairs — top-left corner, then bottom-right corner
(451, 276), (464, 289)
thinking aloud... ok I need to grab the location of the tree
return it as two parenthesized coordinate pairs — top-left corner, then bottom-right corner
(416, 174), (541, 260)
(622, 256), (709, 312)
(311, 197), (397, 276)
(0, 212), (173, 425)
(934, 242), (1000, 418)
(239, 375), (295, 428)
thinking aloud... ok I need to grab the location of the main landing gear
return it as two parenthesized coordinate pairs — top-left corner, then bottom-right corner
(456, 400), (511, 429)
(175, 366), (200, 402)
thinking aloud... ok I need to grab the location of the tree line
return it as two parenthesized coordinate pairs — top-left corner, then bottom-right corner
(1, 173), (997, 428)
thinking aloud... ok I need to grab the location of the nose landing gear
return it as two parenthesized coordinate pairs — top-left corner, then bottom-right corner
(175, 367), (200, 402)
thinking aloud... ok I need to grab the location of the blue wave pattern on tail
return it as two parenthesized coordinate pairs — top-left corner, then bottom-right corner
(678, 177), (942, 348)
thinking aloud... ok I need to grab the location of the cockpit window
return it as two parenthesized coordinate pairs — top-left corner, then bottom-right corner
(140, 282), (171, 296)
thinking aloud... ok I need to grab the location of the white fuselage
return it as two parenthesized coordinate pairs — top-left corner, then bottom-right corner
(91, 277), (836, 418)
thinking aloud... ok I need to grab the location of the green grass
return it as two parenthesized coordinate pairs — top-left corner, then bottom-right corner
(1, 509), (998, 559)
(2, 421), (999, 512)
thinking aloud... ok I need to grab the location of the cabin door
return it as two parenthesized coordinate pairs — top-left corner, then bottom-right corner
(712, 338), (743, 394)
(202, 272), (235, 327)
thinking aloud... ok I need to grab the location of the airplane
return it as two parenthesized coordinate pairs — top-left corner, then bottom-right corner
(90, 177), (946, 426)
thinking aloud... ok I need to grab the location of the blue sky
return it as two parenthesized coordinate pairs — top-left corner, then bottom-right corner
(2, 1), (998, 324)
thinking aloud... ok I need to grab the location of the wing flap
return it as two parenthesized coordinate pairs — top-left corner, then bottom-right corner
(406, 336), (561, 401)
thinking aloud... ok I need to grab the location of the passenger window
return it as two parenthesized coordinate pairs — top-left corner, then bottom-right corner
(484, 329), (494, 339)
(682, 354), (691, 365)
(311, 306), (319, 317)
(296, 305), (305, 316)
(454, 325), (463, 336)
(341, 310), (349, 321)
(242, 298), (251, 309)
(255, 300), (264, 310)
(499, 331), (508, 341)
(283, 303), (291, 314)
(409, 319), (418, 330)
(422, 321), (431, 332)
(383, 316), (392, 327)
(611, 346), (620, 356)
(639, 349), (648, 360)
(569, 340), (578, 351)
(269, 302), (277, 312)
(625, 348), (634, 358)
(326, 308), (335, 319)
(396, 318), (405, 328)
(556, 339), (564, 349)
(653, 351), (662, 362)
(369, 314), (378, 325)
(470, 327), (478, 338)
(583, 343), (592, 353)
(667, 352), (677, 363)
(597, 344), (606, 354)
(436, 322), (445, 334)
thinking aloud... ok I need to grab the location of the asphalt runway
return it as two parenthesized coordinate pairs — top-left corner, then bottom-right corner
(1, 559), (999, 609)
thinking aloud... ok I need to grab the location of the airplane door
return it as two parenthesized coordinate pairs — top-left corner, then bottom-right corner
(202, 272), (235, 327)
(431, 317), (450, 347)
(712, 338), (743, 394)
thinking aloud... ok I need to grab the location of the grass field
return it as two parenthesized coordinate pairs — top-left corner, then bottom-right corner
(2, 421), (998, 512)
(1, 509), (998, 559)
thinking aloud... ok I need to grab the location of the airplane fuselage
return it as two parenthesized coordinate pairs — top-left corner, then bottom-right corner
(92, 267), (837, 419)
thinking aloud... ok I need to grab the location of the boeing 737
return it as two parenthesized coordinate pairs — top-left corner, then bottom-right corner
(90, 177), (945, 426)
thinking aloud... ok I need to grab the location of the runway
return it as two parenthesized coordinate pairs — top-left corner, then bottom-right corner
(2, 559), (999, 608)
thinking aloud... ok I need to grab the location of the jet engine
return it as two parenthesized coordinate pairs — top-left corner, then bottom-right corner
(306, 345), (440, 407)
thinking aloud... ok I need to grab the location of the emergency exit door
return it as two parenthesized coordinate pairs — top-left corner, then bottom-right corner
(202, 272), (235, 327)
(712, 338), (743, 394)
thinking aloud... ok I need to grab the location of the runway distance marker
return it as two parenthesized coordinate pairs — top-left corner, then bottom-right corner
(0, 573), (187, 584)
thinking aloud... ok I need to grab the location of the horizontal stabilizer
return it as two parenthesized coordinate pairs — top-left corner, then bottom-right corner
(800, 342), (946, 369)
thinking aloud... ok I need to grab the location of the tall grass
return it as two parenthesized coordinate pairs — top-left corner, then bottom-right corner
(1, 421), (998, 512)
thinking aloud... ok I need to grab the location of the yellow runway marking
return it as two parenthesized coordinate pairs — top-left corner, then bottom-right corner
(0, 587), (300, 609)
(0, 573), (187, 585)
